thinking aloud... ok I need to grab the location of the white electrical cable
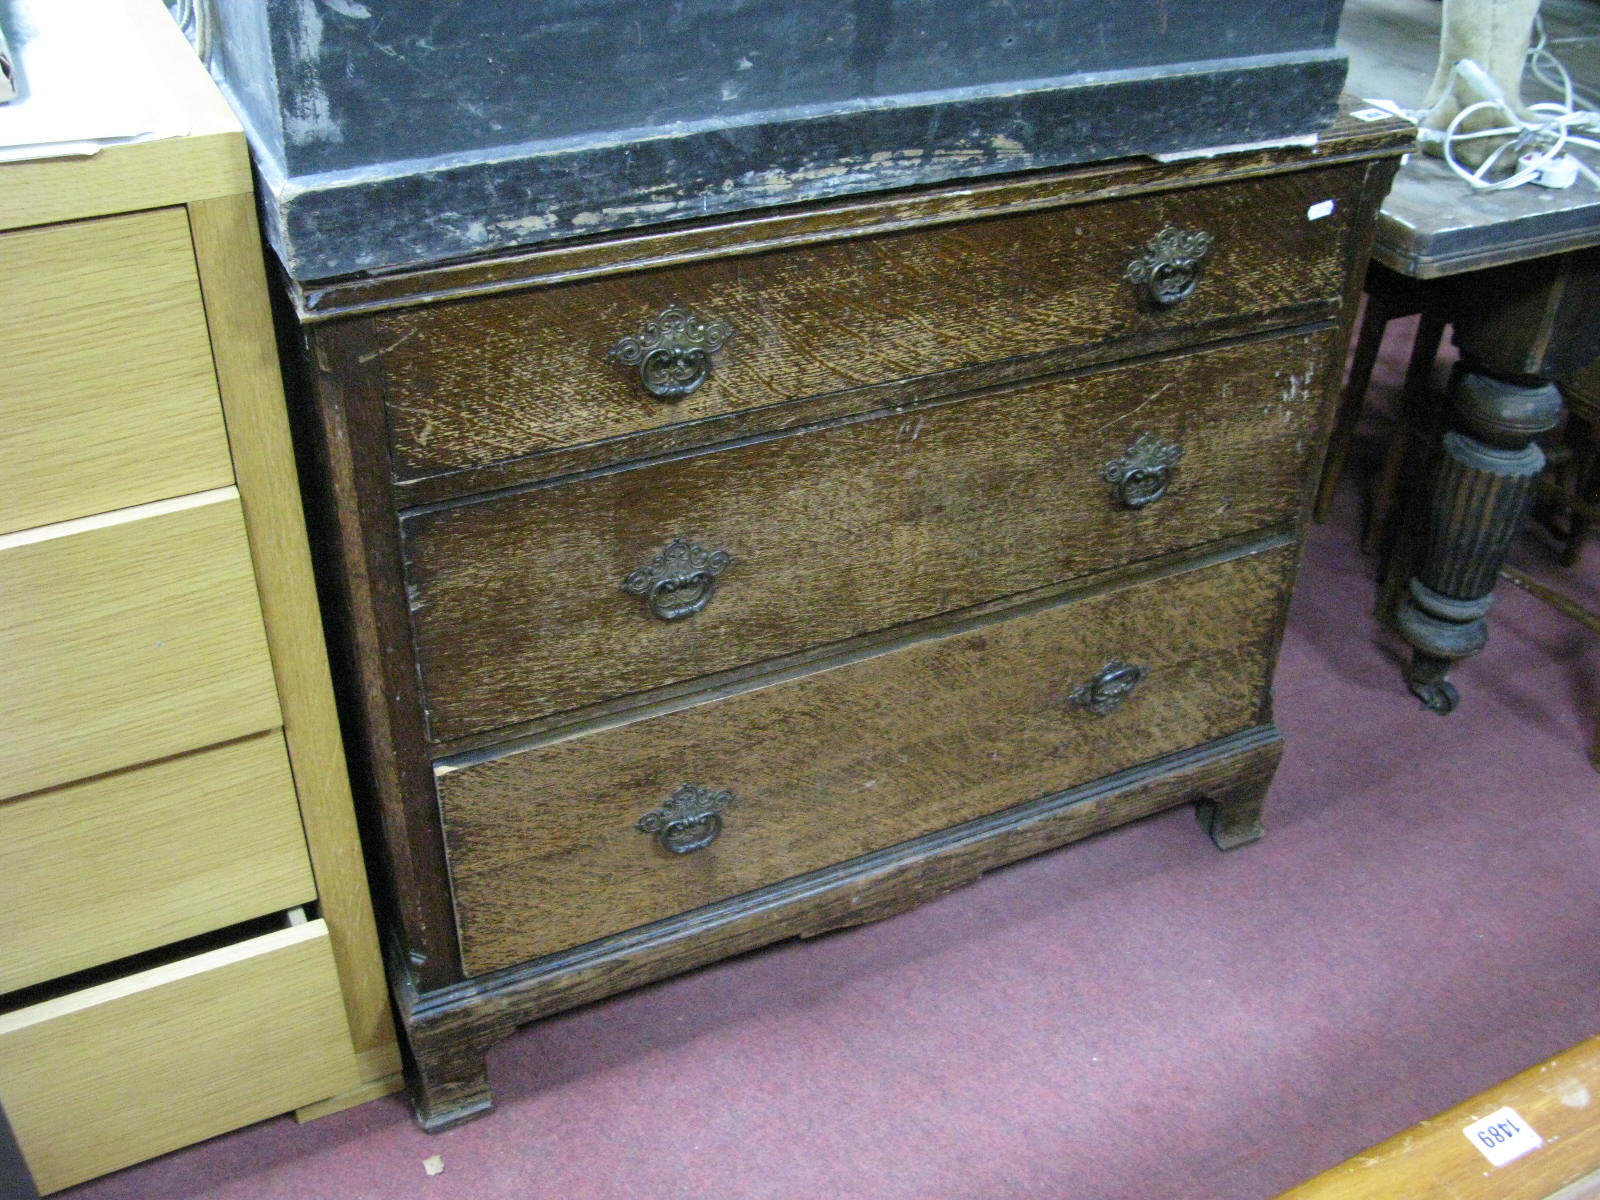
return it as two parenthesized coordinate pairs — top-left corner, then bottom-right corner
(1400, 16), (1600, 193)
(169, 0), (214, 66)
(1528, 15), (1600, 114)
(1439, 88), (1600, 191)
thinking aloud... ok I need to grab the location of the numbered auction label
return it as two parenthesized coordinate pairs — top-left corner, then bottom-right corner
(1463, 1106), (1543, 1167)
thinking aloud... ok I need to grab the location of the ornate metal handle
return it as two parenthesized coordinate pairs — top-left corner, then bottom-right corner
(622, 538), (731, 621)
(1069, 660), (1147, 716)
(1124, 227), (1214, 307)
(637, 783), (735, 854)
(609, 304), (733, 400)
(1102, 432), (1184, 509)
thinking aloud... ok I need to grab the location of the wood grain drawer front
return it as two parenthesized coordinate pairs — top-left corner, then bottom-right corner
(372, 165), (1360, 481)
(405, 330), (1329, 743)
(0, 490), (283, 800)
(0, 209), (234, 536)
(440, 543), (1292, 975)
(0, 734), (315, 993)
(0, 921), (357, 1194)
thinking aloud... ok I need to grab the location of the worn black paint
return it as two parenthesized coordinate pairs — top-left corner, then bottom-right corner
(198, 0), (1349, 282)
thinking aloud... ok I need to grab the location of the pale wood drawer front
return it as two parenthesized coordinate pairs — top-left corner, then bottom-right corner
(404, 330), (1329, 743)
(0, 209), (234, 536)
(371, 163), (1363, 482)
(439, 543), (1295, 975)
(0, 734), (316, 993)
(0, 922), (357, 1194)
(0, 490), (283, 800)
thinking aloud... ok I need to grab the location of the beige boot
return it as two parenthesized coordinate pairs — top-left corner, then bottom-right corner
(1419, 0), (1543, 168)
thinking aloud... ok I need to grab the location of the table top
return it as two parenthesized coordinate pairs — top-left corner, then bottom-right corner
(1340, 0), (1600, 278)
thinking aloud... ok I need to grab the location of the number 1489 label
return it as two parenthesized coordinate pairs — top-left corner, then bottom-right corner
(1463, 1107), (1543, 1167)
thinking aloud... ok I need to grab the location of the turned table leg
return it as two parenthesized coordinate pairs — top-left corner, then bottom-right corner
(1395, 367), (1563, 712)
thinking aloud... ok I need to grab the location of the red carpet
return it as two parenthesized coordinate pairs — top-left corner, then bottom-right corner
(59, 314), (1600, 1199)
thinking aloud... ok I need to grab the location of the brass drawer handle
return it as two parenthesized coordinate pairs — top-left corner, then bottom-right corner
(622, 538), (732, 621)
(1124, 226), (1214, 307)
(637, 783), (735, 854)
(1102, 432), (1184, 509)
(609, 304), (733, 400)
(1069, 660), (1147, 716)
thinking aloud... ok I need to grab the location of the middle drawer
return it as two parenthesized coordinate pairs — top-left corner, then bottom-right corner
(403, 330), (1328, 744)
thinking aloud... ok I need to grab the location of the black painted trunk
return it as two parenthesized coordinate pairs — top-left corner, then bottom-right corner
(196, 1), (1348, 282)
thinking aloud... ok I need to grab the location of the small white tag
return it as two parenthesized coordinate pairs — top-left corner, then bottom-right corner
(1463, 1106), (1543, 1167)
(423, 1155), (445, 1177)
(1307, 199), (1336, 221)
(1353, 99), (1411, 122)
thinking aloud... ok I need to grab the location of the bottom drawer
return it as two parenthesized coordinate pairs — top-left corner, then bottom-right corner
(0, 921), (357, 1194)
(440, 543), (1296, 976)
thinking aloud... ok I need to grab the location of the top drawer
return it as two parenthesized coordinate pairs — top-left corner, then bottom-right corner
(0, 210), (234, 535)
(364, 164), (1363, 483)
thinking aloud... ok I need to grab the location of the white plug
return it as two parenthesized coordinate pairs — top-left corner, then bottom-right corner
(1520, 152), (1580, 187)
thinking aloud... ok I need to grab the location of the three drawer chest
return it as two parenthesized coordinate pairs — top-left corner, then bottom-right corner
(279, 107), (1409, 1128)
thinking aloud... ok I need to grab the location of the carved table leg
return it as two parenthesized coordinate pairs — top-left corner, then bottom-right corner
(1395, 368), (1563, 712)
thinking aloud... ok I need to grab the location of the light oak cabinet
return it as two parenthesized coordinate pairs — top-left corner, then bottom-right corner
(0, 2), (399, 1191)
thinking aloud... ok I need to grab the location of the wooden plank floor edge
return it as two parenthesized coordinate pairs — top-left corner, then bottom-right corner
(1279, 1033), (1600, 1200)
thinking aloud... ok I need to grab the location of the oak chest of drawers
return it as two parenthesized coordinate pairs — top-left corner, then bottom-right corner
(281, 106), (1408, 1129)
